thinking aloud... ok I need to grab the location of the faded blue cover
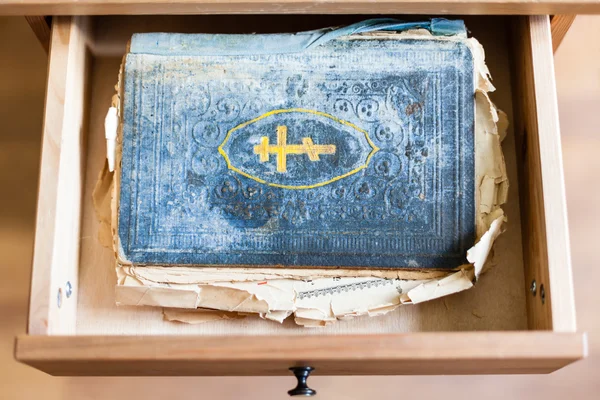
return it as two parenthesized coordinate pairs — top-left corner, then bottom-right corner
(119, 20), (475, 269)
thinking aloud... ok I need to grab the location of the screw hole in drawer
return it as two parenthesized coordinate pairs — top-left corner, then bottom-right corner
(56, 288), (62, 308)
(540, 284), (546, 305)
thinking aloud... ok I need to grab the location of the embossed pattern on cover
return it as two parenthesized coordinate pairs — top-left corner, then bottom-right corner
(118, 30), (475, 269)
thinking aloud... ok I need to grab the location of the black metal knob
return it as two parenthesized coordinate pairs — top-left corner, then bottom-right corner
(288, 366), (316, 396)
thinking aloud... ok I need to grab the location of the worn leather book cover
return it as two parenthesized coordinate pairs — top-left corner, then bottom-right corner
(116, 19), (476, 269)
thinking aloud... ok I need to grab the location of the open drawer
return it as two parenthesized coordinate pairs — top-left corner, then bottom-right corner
(15, 14), (586, 377)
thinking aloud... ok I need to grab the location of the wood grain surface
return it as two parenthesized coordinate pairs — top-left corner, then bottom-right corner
(26, 16), (91, 335)
(551, 15), (577, 52)
(15, 332), (586, 376)
(2, 0), (600, 16)
(510, 16), (577, 332)
(24, 16), (50, 53)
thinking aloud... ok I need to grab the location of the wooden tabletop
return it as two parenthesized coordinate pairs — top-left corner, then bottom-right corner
(2, 0), (600, 16)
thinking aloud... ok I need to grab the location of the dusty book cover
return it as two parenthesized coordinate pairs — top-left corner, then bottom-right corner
(116, 19), (484, 270)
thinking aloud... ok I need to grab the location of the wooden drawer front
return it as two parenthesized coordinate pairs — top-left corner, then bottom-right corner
(16, 333), (587, 376)
(15, 15), (585, 377)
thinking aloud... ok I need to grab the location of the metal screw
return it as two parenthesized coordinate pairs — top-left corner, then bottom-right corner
(65, 281), (73, 298)
(57, 288), (63, 308)
(540, 284), (546, 305)
(530, 280), (537, 296)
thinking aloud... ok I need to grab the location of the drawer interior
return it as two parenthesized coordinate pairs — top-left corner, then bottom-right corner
(28, 15), (575, 337)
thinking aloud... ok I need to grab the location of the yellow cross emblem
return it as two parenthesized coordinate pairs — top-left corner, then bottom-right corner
(253, 125), (336, 173)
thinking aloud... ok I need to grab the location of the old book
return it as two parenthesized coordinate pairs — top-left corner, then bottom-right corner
(101, 19), (509, 324)
(114, 19), (493, 271)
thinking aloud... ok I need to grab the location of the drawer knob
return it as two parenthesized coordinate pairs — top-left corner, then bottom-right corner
(288, 366), (316, 396)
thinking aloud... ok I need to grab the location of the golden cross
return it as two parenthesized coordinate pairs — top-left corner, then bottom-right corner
(253, 125), (336, 173)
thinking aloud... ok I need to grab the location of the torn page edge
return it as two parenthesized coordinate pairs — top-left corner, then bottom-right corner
(466, 35), (509, 279)
(467, 216), (505, 278)
(116, 271), (478, 325)
(163, 308), (246, 324)
(118, 264), (452, 283)
(402, 269), (475, 304)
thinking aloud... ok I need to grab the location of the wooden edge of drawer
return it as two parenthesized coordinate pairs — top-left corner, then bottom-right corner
(550, 15), (576, 53)
(16, 14), (577, 57)
(15, 332), (587, 376)
(24, 16), (51, 53)
(19, 14), (585, 378)
(3, 0), (600, 16)
(511, 16), (577, 332)
(27, 15), (91, 336)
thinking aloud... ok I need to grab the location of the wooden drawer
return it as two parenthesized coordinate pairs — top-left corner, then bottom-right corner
(15, 14), (586, 377)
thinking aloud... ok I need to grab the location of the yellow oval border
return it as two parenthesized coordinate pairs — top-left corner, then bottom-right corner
(217, 108), (380, 190)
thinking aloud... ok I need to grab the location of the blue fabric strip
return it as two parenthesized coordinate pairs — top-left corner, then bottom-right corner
(130, 18), (466, 56)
